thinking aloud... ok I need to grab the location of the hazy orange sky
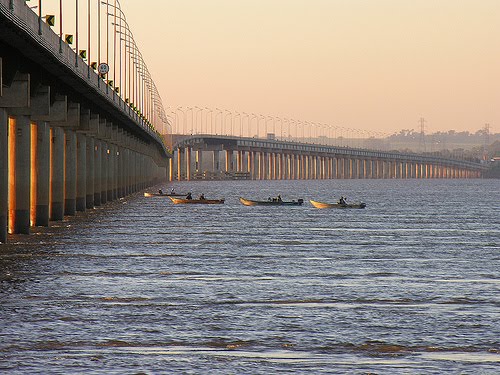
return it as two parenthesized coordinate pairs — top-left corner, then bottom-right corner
(118, 0), (499, 135)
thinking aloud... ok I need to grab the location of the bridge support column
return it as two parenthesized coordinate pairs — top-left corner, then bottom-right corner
(236, 151), (243, 173)
(304, 155), (306, 180)
(64, 130), (77, 215)
(101, 142), (108, 204)
(94, 140), (102, 206)
(107, 144), (114, 201)
(345, 158), (351, 179)
(50, 127), (64, 220)
(184, 147), (191, 181)
(86, 137), (95, 208)
(247, 151), (252, 179)
(0, 109), (7, 242)
(76, 133), (87, 211)
(224, 150), (231, 176)
(280, 153), (285, 180)
(169, 157), (174, 182)
(297, 154), (302, 180)
(291, 154), (295, 180)
(258, 152), (264, 180)
(212, 150), (220, 176)
(360, 159), (365, 179)
(177, 147), (183, 181)
(12, 116), (31, 233)
(197, 150), (204, 175)
(35, 121), (50, 226)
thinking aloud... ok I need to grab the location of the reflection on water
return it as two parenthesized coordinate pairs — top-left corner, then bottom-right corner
(0, 179), (499, 374)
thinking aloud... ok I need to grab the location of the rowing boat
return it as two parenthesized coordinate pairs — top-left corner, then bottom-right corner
(239, 197), (304, 206)
(144, 192), (188, 197)
(310, 199), (366, 209)
(168, 196), (225, 204)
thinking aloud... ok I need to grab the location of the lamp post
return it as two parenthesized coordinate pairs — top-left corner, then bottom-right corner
(234, 112), (241, 137)
(215, 108), (223, 135)
(186, 107), (193, 134)
(223, 110), (232, 136)
(176, 107), (186, 134)
(250, 114), (258, 138)
(204, 107), (213, 134)
(259, 115), (266, 138)
(194, 106), (203, 134)
(242, 112), (249, 137)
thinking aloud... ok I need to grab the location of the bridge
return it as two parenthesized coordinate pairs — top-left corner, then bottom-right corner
(1, 0), (170, 243)
(0, 0), (487, 244)
(170, 134), (485, 181)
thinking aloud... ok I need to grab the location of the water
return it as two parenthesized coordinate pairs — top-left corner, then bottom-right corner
(1, 179), (499, 374)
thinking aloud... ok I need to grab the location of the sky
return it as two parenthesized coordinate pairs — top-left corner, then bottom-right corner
(118, 0), (499, 135)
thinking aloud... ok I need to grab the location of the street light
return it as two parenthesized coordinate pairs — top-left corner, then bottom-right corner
(204, 107), (213, 134)
(215, 108), (223, 135)
(194, 106), (203, 134)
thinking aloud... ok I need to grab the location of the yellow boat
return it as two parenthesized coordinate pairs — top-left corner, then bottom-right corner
(168, 196), (225, 204)
(310, 200), (366, 209)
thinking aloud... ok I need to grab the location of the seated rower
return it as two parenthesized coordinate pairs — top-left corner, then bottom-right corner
(199, 193), (206, 200)
(186, 192), (193, 200)
(158, 189), (163, 195)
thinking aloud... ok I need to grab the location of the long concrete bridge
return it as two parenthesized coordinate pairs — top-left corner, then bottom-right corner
(171, 134), (486, 181)
(1, 0), (170, 243)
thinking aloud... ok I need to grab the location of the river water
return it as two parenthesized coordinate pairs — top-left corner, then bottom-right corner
(0, 179), (499, 374)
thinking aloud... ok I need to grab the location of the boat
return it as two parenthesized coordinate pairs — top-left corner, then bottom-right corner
(144, 192), (188, 197)
(239, 197), (304, 206)
(168, 196), (225, 204)
(310, 199), (366, 209)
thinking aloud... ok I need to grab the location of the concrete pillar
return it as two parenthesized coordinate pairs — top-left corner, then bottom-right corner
(169, 157), (174, 182)
(177, 147), (183, 181)
(94, 140), (102, 205)
(247, 152), (253, 179)
(0, 109), (7, 242)
(117, 146), (124, 198)
(76, 133), (87, 211)
(196, 150), (203, 174)
(101, 142), (108, 204)
(64, 130), (77, 215)
(35, 121), (50, 226)
(186, 147), (192, 181)
(225, 150), (232, 174)
(111, 144), (118, 200)
(212, 150), (219, 174)
(86, 137), (95, 208)
(12, 116), (31, 233)
(107, 144), (114, 201)
(50, 127), (64, 220)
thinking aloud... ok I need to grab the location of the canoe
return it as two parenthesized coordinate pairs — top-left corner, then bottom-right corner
(168, 196), (225, 204)
(144, 192), (188, 197)
(239, 197), (304, 206)
(310, 199), (366, 209)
